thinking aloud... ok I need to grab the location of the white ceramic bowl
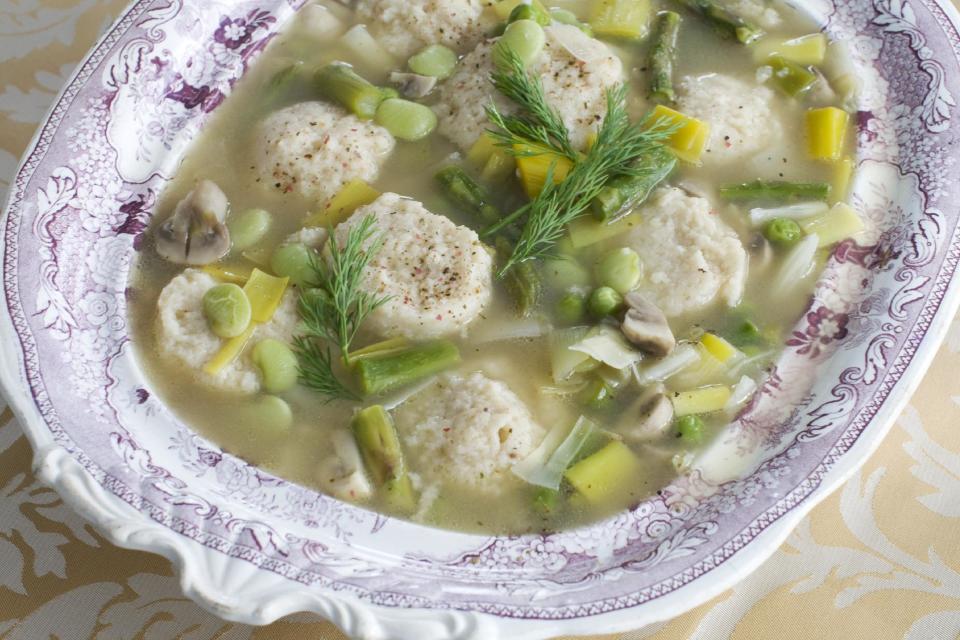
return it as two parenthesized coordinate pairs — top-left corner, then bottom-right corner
(3, 0), (960, 637)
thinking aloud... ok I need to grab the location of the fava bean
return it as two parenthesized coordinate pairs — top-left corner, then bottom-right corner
(248, 394), (293, 435)
(252, 339), (299, 393)
(494, 19), (546, 69)
(596, 247), (641, 294)
(202, 283), (252, 338)
(270, 243), (315, 288)
(228, 208), (271, 251)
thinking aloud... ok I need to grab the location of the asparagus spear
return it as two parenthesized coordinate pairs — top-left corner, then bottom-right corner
(590, 146), (676, 221)
(496, 237), (542, 317)
(719, 180), (831, 202)
(352, 405), (417, 513)
(354, 340), (461, 396)
(434, 166), (503, 225)
(766, 55), (817, 97)
(672, 0), (762, 44)
(649, 12), (682, 103)
(315, 63), (386, 119)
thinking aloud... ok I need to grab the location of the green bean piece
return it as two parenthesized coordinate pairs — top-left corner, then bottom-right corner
(374, 98), (438, 141)
(588, 286), (624, 317)
(494, 19), (546, 69)
(314, 63), (385, 119)
(352, 405), (418, 513)
(509, 2), (552, 25)
(596, 247), (642, 294)
(434, 166), (502, 225)
(719, 180), (831, 202)
(533, 486), (562, 517)
(549, 7), (594, 35)
(649, 12), (681, 102)
(767, 55), (817, 97)
(228, 208), (272, 251)
(252, 339), (299, 393)
(590, 146), (676, 221)
(408, 44), (459, 79)
(202, 283), (252, 339)
(764, 217), (804, 247)
(672, 0), (762, 43)
(555, 290), (587, 325)
(248, 395), (294, 436)
(270, 243), (315, 288)
(354, 340), (461, 396)
(676, 414), (705, 443)
(497, 237), (542, 317)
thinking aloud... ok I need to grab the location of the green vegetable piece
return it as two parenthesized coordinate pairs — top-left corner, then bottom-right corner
(649, 11), (681, 102)
(577, 377), (615, 409)
(676, 414), (705, 443)
(228, 208), (272, 252)
(247, 395), (294, 436)
(497, 237), (541, 317)
(374, 98), (438, 141)
(718, 180), (831, 202)
(408, 44), (459, 79)
(672, 0), (762, 43)
(549, 8), (594, 35)
(251, 339), (299, 393)
(590, 146), (676, 221)
(764, 217), (804, 247)
(564, 440), (641, 503)
(596, 247), (641, 294)
(379, 86), (400, 101)
(767, 55), (817, 97)
(315, 63), (385, 119)
(355, 340), (461, 396)
(733, 319), (761, 345)
(555, 290), (587, 325)
(533, 486), (562, 517)
(270, 243), (315, 288)
(202, 283), (252, 339)
(509, 2), (551, 25)
(544, 257), (593, 289)
(494, 19), (546, 69)
(434, 166), (502, 225)
(352, 405), (417, 513)
(588, 286), (624, 317)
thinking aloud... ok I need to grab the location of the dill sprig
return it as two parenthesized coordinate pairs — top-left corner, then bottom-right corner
(293, 214), (390, 401)
(484, 51), (577, 161)
(483, 49), (678, 275)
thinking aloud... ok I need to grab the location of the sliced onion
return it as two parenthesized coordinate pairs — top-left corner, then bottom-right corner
(472, 316), (546, 344)
(633, 343), (701, 385)
(771, 232), (820, 294)
(724, 375), (758, 412)
(513, 416), (599, 489)
(545, 23), (607, 63)
(569, 325), (642, 370)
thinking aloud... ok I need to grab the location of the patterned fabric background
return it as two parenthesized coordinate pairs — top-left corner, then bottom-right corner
(2, 2), (960, 639)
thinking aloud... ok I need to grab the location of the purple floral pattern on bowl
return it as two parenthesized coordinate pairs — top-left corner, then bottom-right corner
(3, 0), (960, 637)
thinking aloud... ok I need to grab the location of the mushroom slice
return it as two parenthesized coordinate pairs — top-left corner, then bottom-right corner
(619, 383), (675, 442)
(156, 179), (231, 265)
(317, 429), (373, 502)
(621, 292), (676, 357)
(389, 72), (438, 99)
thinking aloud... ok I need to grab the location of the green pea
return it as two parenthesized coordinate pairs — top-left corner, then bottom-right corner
(508, 2), (551, 26)
(202, 283), (252, 338)
(596, 247), (641, 294)
(555, 290), (587, 324)
(374, 98), (438, 141)
(494, 19), (546, 69)
(407, 44), (458, 79)
(270, 243), (315, 288)
(763, 217), (803, 247)
(588, 286), (624, 317)
(227, 208), (271, 251)
(676, 414), (705, 444)
(247, 394), (293, 436)
(251, 339), (299, 393)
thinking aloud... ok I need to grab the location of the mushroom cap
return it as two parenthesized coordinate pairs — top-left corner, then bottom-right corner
(389, 72), (437, 99)
(156, 179), (232, 265)
(621, 292), (676, 357)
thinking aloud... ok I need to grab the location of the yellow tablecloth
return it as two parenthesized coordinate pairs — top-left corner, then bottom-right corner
(3, 3), (960, 639)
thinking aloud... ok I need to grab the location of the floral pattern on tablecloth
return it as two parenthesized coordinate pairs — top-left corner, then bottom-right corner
(3, 1), (960, 639)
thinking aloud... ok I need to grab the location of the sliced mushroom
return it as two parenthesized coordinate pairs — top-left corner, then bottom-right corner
(316, 429), (373, 502)
(389, 72), (438, 99)
(619, 383), (675, 442)
(156, 180), (231, 265)
(621, 292), (676, 357)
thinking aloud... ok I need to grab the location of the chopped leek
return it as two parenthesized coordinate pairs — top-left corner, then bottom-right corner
(550, 326), (595, 382)
(564, 440), (642, 502)
(806, 106), (850, 162)
(699, 332), (740, 363)
(568, 211), (643, 248)
(514, 144), (575, 198)
(589, 0), (652, 40)
(634, 342), (700, 384)
(830, 156), (855, 204)
(648, 104), (710, 164)
(771, 232), (820, 294)
(799, 202), (864, 247)
(513, 416), (601, 489)
(203, 324), (256, 375)
(672, 385), (732, 416)
(668, 344), (727, 388)
(467, 133), (515, 184)
(724, 375), (758, 412)
(748, 201), (829, 227)
(243, 269), (289, 323)
(569, 325), (643, 370)
(305, 179), (380, 228)
(752, 33), (827, 65)
(340, 24), (395, 76)
(201, 264), (250, 285)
